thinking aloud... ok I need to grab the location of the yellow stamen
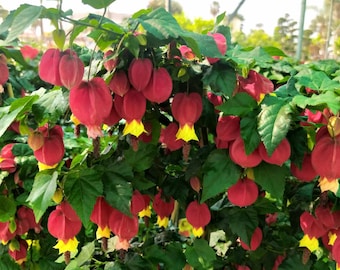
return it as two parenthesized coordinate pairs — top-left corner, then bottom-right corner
(123, 120), (145, 137)
(176, 124), (198, 142)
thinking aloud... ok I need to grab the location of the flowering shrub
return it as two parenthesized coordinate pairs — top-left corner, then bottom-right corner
(1, 1), (340, 269)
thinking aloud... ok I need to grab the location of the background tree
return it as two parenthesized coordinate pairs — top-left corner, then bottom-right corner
(147, 0), (183, 14)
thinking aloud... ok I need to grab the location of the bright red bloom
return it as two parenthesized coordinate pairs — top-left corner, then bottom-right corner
(206, 32), (227, 64)
(152, 190), (175, 228)
(227, 177), (259, 207)
(39, 48), (63, 86)
(20, 45), (39, 60)
(131, 190), (146, 215)
(171, 92), (203, 142)
(0, 143), (16, 173)
(258, 138), (291, 166)
(90, 196), (114, 239)
(47, 201), (82, 241)
(15, 206), (41, 235)
(8, 238), (28, 265)
(315, 204), (340, 231)
(128, 58), (153, 91)
(0, 54), (9, 86)
(237, 70), (274, 101)
(108, 70), (130, 97)
(159, 122), (185, 151)
(290, 153), (317, 182)
(206, 91), (223, 113)
(216, 115), (240, 143)
(0, 221), (16, 244)
(33, 125), (64, 166)
(179, 45), (195, 60)
(142, 67), (173, 103)
(103, 49), (118, 71)
(69, 77), (113, 138)
(59, 49), (84, 89)
(185, 201), (211, 237)
(240, 227), (263, 251)
(299, 211), (327, 238)
(229, 136), (262, 168)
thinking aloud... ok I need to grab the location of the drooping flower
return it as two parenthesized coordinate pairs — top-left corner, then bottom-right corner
(103, 49), (118, 71)
(227, 177), (259, 207)
(290, 153), (317, 182)
(33, 125), (65, 166)
(8, 238), (28, 265)
(20, 45), (39, 60)
(299, 234), (319, 253)
(206, 32), (227, 64)
(152, 189), (175, 228)
(128, 58), (153, 91)
(185, 201), (211, 237)
(15, 206), (41, 235)
(171, 92), (203, 142)
(229, 136), (262, 168)
(142, 67), (173, 103)
(0, 221), (16, 244)
(179, 45), (196, 60)
(159, 122), (185, 151)
(90, 196), (114, 240)
(0, 54), (9, 86)
(69, 77), (113, 138)
(138, 194), (152, 218)
(215, 115), (240, 143)
(59, 49), (84, 89)
(47, 201), (82, 254)
(237, 70), (274, 102)
(0, 143), (16, 173)
(39, 48), (63, 86)
(108, 70), (130, 97)
(239, 227), (263, 251)
(300, 211), (327, 239)
(258, 138), (291, 166)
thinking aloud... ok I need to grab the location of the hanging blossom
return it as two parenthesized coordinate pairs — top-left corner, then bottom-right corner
(185, 201), (211, 237)
(90, 196), (114, 240)
(152, 189), (175, 228)
(47, 201), (82, 254)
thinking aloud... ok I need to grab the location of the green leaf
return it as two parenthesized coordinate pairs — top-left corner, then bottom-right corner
(123, 142), (157, 172)
(64, 168), (103, 227)
(217, 92), (258, 116)
(227, 207), (258, 246)
(253, 163), (289, 200)
(74, 241), (95, 267)
(81, 0), (116, 9)
(258, 97), (292, 155)
(5, 5), (43, 44)
(293, 91), (340, 115)
(201, 150), (241, 202)
(137, 7), (182, 40)
(26, 171), (58, 222)
(185, 239), (216, 270)
(278, 253), (311, 270)
(97, 161), (133, 215)
(0, 107), (21, 138)
(202, 65), (237, 96)
(124, 34), (140, 58)
(240, 111), (261, 155)
(0, 196), (16, 222)
(297, 70), (340, 91)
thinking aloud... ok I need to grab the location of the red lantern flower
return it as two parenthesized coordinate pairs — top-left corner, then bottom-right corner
(0, 221), (16, 244)
(15, 206), (41, 235)
(103, 49), (118, 71)
(152, 189), (175, 228)
(118, 88), (147, 137)
(206, 32), (227, 64)
(0, 54), (9, 86)
(20, 45), (39, 60)
(185, 201), (211, 237)
(179, 45), (196, 60)
(90, 196), (114, 239)
(8, 238), (28, 265)
(108, 70), (130, 97)
(159, 122), (185, 151)
(59, 49), (84, 89)
(227, 177), (259, 207)
(240, 227), (263, 251)
(103, 100), (121, 126)
(142, 67), (173, 103)
(138, 194), (152, 218)
(258, 138), (291, 166)
(216, 115), (240, 143)
(237, 70), (274, 101)
(108, 209), (139, 250)
(39, 48), (63, 86)
(0, 143), (16, 173)
(33, 125), (65, 166)
(128, 58), (153, 91)
(300, 211), (327, 239)
(47, 201), (82, 254)
(69, 77), (113, 138)
(229, 136), (262, 168)
(171, 92), (203, 142)
(290, 153), (317, 182)
(315, 204), (340, 230)
(206, 91), (223, 113)
(131, 190), (146, 215)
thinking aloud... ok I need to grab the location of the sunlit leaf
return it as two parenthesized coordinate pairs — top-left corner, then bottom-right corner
(81, 0), (115, 9)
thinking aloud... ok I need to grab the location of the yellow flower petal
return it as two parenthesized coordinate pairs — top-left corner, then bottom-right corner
(70, 114), (81, 126)
(138, 206), (152, 218)
(179, 218), (193, 233)
(318, 177), (339, 193)
(192, 227), (204, 238)
(123, 120), (145, 137)
(96, 226), (111, 239)
(38, 162), (58, 171)
(329, 232), (337, 246)
(157, 216), (169, 228)
(53, 237), (79, 254)
(299, 234), (319, 252)
(176, 124), (198, 142)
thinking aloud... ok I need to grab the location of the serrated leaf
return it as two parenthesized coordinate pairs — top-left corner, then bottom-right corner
(228, 207), (258, 245)
(185, 239), (216, 270)
(97, 161), (133, 215)
(253, 163), (289, 200)
(258, 98), (292, 155)
(201, 150), (241, 202)
(0, 196), (16, 222)
(202, 65), (237, 96)
(297, 70), (340, 91)
(81, 0), (115, 9)
(240, 111), (261, 155)
(138, 7), (182, 40)
(217, 92), (258, 116)
(5, 5), (42, 43)
(64, 168), (103, 227)
(27, 171), (58, 222)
